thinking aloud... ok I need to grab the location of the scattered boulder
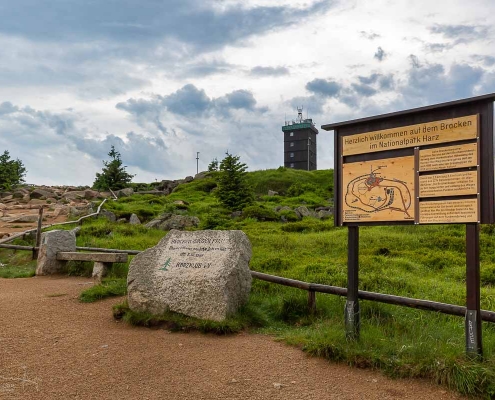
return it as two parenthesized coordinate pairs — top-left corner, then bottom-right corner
(231, 211), (242, 218)
(173, 200), (189, 206)
(62, 191), (86, 201)
(129, 214), (141, 225)
(117, 218), (127, 223)
(184, 176), (194, 183)
(156, 180), (180, 195)
(0, 203), (6, 210)
(294, 206), (311, 219)
(53, 206), (70, 217)
(315, 206), (334, 212)
(276, 206), (292, 212)
(36, 230), (76, 275)
(10, 214), (39, 223)
(99, 209), (117, 223)
(145, 214), (200, 231)
(117, 188), (134, 197)
(99, 191), (112, 199)
(316, 210), (333, 220)
(13, 191), (24, 199)
(127, 229), (252, 321)
(194, 171), (209, 180)
(267, 190), (278, 196)
(29, 199), (45, 206)
(69, 204), (93, 218)
(84, 189), (99, 200)
(31, 189), (55, 199)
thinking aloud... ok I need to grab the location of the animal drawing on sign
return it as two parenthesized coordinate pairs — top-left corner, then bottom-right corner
(345, 165), (412, 218)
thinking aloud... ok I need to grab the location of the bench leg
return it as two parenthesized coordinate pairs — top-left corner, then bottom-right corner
(92, 262), (112, 284)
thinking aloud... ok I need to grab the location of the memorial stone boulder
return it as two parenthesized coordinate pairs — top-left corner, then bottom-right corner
(127, 230), (252, 321)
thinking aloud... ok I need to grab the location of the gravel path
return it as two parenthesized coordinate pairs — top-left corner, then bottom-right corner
(0, 277), (465, 400)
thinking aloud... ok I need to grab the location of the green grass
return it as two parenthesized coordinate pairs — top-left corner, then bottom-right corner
(0, 248), (36, 278)
(79, 278), (127, 302)
(4, 168), (495, 396)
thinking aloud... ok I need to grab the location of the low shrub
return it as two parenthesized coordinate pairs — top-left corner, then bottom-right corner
(278, 209), (299, 222)
(242, 205), (278, 221)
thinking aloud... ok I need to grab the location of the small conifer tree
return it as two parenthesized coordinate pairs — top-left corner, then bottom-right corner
(216, 152), (253, 210)
(93, 146), (134, 190)
(207, 158), (219, 172)
(0, 151), (26, 190)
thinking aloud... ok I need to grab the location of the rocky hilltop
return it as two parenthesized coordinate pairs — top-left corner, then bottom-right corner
(0, 174), (204, 239)
(0, 186), (117, 239)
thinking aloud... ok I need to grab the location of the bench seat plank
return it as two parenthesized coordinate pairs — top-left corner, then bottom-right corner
(56, 252), (128, 263)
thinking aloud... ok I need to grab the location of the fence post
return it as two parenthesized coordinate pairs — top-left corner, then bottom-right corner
(32, 206), (43, 260)
(308, 289), (316, 314)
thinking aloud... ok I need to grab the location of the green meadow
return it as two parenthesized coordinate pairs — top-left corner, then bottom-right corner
(2, 167), (495, 397)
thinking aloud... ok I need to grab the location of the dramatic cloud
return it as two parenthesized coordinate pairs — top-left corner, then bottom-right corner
(402, 60), (484, 105)
(306, 79), (341, 97)
(374, 47), (387, 62)
(250, 66), (290, 77)
(429, 24), (489, 41)
(357, 73), (394, 90)
(2, 0), (495, 184)
(0, 101), (186, 185)
(471, 55), (495, 66)
(176, 60), (236, 78)
(162, 85), (212, 117)
(0, 0), (334, 50)
(117, 84), (267, 124)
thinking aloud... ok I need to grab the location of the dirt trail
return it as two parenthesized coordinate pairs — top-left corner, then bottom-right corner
(0, 277), (465, 400)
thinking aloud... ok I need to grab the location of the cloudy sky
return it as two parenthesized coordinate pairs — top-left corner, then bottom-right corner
(1, 0), (494, 185)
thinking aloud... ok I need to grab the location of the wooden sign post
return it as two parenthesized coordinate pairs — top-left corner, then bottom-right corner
(323, 93), (495, 357)
(466, 223), (482, 357)
(345, 226), (360, 339)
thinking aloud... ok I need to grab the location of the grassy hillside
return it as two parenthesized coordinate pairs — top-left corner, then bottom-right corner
(3, 167), (495, 397)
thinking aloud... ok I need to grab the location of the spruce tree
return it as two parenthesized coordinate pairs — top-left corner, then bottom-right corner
(216, 152), (253, 210)
(93, 146), (134, 190)
(207, 158), (219, 171)
(0, 150), (27, 190)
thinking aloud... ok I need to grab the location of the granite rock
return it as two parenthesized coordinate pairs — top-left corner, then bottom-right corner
(129, 214), (141, 225)
(127, 230), (252, 321)
(36, 230), (76, 275)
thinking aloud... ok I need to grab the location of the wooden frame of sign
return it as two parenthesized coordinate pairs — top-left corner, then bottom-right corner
(322, 93), (495, 357)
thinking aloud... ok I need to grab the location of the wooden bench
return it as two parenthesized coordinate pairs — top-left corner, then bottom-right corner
(56, 252), (128, 283)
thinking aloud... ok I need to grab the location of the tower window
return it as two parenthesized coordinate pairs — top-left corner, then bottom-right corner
(290, 132), (294, 137)
(290, 163), (294, 168)
(290, 152), (294, 158)
(290, 142), (294, 147)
